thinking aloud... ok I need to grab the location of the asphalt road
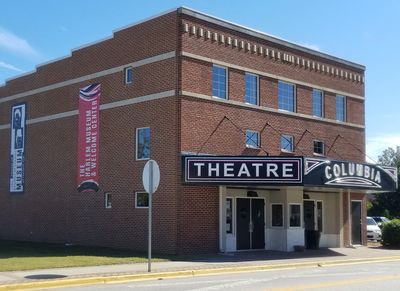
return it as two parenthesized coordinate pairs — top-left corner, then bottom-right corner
(54, 260), (400, 291)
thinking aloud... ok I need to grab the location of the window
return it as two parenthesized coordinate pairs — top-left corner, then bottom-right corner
(312, 89), (324, 117)
(271, 204), (283, 227)
(125, 67), (133, 84)
(105, 192), (112, 209)
(281, 135), (294, 152)
(135, 192), (149, 208)
(336, 95), (346, 121)
(317, 201), (323, 232)
(289, 204), (301, 227)
(278, 81), (295, 112)
(136, 127), (150, 160)
(226, 198), (233, 234)
(245, 73), (258, 105)
(245, 130), (260, 148)
(313, 140), (325, 155)
(212, 65), (227, 99)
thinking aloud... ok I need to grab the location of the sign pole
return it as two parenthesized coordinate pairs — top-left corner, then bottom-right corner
(148, 160), (153, 272)
(142, 159), (159, 273)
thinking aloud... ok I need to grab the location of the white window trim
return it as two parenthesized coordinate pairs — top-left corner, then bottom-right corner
(312, 89), (324, 118)
(136, 127), (150, 161)
(288, 203), (302, 228)
(105, 192), (112, 209)
(226, 197), (234, 235)
(245, 130), (260, 149)
(125, 67), (133, 84)
(280, 134), (294, 153)
(271, 203), (284, 228)
(135, 191), (149, 209)
(244, 72), (259, 106)
(313, 139), (325, 156)
(212, 64), (228, 100)
(278, 80), (297, 113)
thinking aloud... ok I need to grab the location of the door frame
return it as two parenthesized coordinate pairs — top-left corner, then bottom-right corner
(235, 196), (266, 250)
(303, 199), (316, 231)
(350, 200), (362, 245)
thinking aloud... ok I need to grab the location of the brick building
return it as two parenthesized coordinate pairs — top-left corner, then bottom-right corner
(0, 8), (397, 254)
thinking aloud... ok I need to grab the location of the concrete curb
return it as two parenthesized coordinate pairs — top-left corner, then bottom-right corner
(2, 256), (400, 290)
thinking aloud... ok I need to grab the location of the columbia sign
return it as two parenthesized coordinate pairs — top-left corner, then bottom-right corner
(304, 158), (398, 191)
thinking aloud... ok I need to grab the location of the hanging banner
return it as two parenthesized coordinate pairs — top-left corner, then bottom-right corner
(77, 83), (100, 192)
(10, 103), (27, 193)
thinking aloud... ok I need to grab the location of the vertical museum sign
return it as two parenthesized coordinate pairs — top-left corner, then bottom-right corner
(77, 83), (100, 192)
(10, 103), (27, 193)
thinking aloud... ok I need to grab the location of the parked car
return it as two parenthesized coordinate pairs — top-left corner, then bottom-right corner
(371, 216), (390, 228)
(367, 217), (382, 241)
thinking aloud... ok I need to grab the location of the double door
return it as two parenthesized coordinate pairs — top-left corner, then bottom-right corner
(236, 198), (265, 250)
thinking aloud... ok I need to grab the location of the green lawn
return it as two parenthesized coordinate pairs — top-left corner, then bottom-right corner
(0, 240), (170, 271)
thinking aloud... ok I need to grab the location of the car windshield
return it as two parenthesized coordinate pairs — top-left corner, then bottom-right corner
(373, 217), (382, 222)
(367, 218), (377, 225)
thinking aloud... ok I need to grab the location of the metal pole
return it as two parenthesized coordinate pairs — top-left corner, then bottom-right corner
(148, 161), (153, 272)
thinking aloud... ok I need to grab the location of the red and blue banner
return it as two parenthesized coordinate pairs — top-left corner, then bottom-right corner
(77, 83), (100, 192)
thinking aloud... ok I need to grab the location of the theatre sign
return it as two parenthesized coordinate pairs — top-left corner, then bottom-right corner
(183, 156), (303, 184)
(182, 156), (398, 192)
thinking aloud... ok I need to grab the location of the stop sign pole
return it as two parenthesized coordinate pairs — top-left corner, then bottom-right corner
(142, 160), (160, 273)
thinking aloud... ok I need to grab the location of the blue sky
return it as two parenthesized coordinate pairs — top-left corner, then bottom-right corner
(1, 0), (399, 161)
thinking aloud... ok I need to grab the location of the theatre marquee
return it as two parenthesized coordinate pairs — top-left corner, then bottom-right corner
(182, 156), (398, 192)
(183, 156), (303, 185)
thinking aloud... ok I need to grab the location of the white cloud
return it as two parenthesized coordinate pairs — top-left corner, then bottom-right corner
(0, 27), (39, 57)
(366, 135), (400, 163)
(0, 61), (24, 72)
(300, 43), (321, 52)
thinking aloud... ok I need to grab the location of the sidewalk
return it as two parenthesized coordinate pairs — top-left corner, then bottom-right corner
(1, 246), (400, 290)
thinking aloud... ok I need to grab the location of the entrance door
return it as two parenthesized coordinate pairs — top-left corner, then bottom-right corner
(236, 198), (265, 250)
(236, 198), (251, 250)
(251, 199), (265, 249)
(351, 201), (362, 245)
(304, 200), (315, 231)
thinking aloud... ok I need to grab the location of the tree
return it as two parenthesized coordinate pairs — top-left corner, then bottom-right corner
(368, 146), (400, 218)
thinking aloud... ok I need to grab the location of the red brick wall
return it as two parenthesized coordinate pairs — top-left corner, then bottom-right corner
(181, 16), (365, 97)
(0, 11), (178, 97)
(177, 186), (220, 254)
(0, 12), (181, 254)
(180, 97), (364, 162)
(0, 97), (180, 253)
(0, 9), (368, 255)
(181, 57), (364, 129)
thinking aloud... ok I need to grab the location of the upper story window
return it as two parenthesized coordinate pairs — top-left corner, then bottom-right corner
(281, 135), (294, 152)
(136, 127), (150, 160)
(245, 73), (258, 105)
(312, 89), (324, 118)
(336, 95), (346, 122)
(245, 130), (260, 148)
(313, 140), (325, 155)
(278, 81), (295, 112)
(212, 65), (227, 99)
(125, 67), (133, 84)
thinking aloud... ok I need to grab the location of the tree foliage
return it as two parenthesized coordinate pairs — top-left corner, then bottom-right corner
(368, 146), (400, 219)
